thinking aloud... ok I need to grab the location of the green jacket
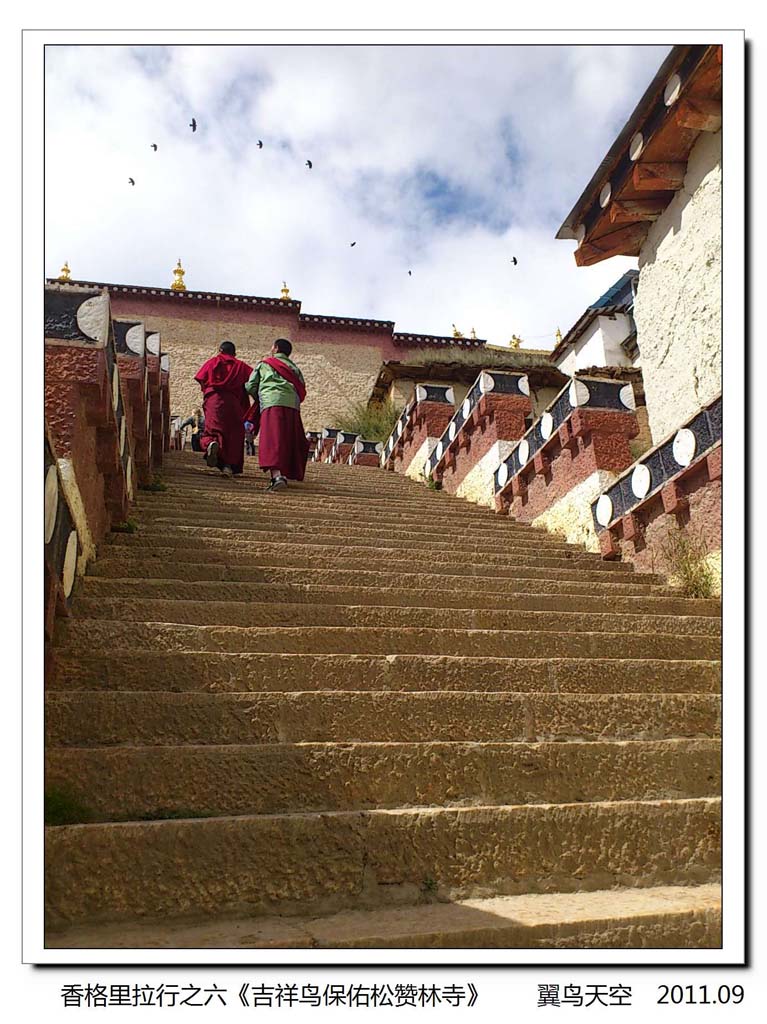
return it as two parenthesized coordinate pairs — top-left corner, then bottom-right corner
(244, 354), (305, 411)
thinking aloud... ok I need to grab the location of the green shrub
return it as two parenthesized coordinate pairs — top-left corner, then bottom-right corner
(111, 518), (138, 534)
(45, 786), (92, 825)
(334, 399), (401, 443)
(139, 477), (167, 492)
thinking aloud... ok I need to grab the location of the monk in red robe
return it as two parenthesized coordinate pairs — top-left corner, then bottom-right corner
(194, 341), (253, 478)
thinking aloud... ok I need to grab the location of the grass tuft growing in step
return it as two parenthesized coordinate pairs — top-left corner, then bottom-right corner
(139, 476), (168, 493)
(111, 518), (138, 534)
(658, 524), (718, 600)
(45, 786), (93, 825)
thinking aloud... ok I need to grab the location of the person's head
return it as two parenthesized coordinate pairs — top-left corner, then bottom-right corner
(219, 340), (236, 356)
(272, 338), (292, 358)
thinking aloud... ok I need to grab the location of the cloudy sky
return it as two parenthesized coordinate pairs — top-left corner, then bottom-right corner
(44, 43), (669, 347)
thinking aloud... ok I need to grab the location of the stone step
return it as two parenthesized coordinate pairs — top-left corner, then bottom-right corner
(72, 596), (722, 637)
(45, 739), (721, 821)
(44, 799), (721, 929)
(77, 577), (721, 617)
(54, 621), (720, 660)
(101, 539), (634, 575)
(44, 883), (722, 949)
(48, 651), (722, 694)
(86, 560), (670, 594)
(45, 691), (720, 746)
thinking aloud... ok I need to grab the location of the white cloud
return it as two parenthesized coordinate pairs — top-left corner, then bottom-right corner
(44, 42), (669, 346)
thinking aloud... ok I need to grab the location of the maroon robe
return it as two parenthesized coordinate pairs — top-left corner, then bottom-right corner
(194, 353), (253, 474)
(255, 357), (310, 480)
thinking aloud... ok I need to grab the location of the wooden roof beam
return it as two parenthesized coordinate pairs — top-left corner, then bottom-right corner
(574, 223), (649, 267)
(609, 199), (668, 224)
(674, 97), (722, 132)
(632, 161), (687, 191)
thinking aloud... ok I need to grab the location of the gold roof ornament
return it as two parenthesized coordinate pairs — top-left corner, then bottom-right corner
(509, 334), (523, 350)
(170, 259), (187, 292)
(470, 327), (477, 340)
(555, 327), (563, 345)
(58, 261), (71, 282)
(452, 323), (464, 338)
(280, 281), (291, 302)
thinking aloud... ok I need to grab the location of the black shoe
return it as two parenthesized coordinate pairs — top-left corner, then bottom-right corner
(266, 475), (288, 492)
(205, 440), (219, 468)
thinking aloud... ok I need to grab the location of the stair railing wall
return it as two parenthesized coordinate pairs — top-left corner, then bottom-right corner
(381, 385), (456, 479)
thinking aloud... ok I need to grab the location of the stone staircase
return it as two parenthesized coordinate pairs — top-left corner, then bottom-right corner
(45, 449), (721, 948)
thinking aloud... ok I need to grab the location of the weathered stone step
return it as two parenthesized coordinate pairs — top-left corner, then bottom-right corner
(54, 621), (720, 660)
(78, 577), (721, 617)
(86, 560), (670, 594)
(72, 596), (722, 637)
(45, 739), (721, 821)
(102, 540), (633, 575)
(45, 691), (720, 746)
(44, 883), (722, 949)
(44, 799), (721, 929)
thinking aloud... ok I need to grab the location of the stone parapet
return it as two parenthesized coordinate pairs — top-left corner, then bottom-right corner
(493, 376), (640, 546)
(381, 385), (456, 475)
(591, 395), (721, 579)
(314, 428), (340, 463)
(425, 371), (532, 502)
(329, 431), (359, 464)
(306, 431), (322, 460)
(114, 319), (152, 487)
(44, 431), (81, 639)
(348, 438), (385, 467)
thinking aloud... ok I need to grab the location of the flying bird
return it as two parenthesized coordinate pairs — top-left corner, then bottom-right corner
(257, 140), (263, 148)
(150, 143), (157, 151)
(189, 118), (197, 132)
(305, 160), (313, 169)
(128, 178), (135, 186)
(510, 257), (518, 265)
(408, 270), (412, 276)
(350, 242), (356, 247)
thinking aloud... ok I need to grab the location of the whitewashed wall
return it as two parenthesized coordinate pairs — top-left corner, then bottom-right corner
(555, 313), (635, 376)
(633, 129), (722, 443)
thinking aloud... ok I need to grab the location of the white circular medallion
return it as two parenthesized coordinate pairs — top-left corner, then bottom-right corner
(518, 438), (530, 465)
(44, 465), (58, 544)
(119, 416), (127, 455)
(629, 131), (644, 161)
(445, 387), (456, 405)
(619, 384), (636, 410)
(599, 182), (612, 208)
(62, 529), (78, 597)
(497, 462), (508, 488)
(354, 439), (363, 454)
(436, 441), (444, 460)
(126, 456), (133, 496)
(375, 442), (383, 455)
(462, 397), (472, 417)
(518, 375), (530, 397)
(479, 371), (495, 395)
(396, 420), (404, 437)
(322, 427), (331, 438)
(112, 366), (120, 410)
(673, 428), (697, 467)
(540, 412), (554, 440)
(664, 72), (682, 106)
(631, 463), (651, 499)
(126, 324), (145, 356)
(568, 379), (590, 407)
(576, 223), (586, 245)
(595, 494), (614, 527)
(415, 385), (427, 403)
(448, 421), (457, 441)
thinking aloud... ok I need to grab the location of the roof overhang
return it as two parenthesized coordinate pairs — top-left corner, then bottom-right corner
(556, 44), (722, 266)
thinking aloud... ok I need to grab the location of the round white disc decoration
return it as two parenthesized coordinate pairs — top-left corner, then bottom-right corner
(462, 397), (472, 417)
(375, 442), (383, 454)
(631, 463), (651, 499)
(436, 441), (444, 460)
(540, 412), (554, 440)
(354, 439), (364, 454)
(673, 428), (697, 467)
(599, 182), (612, 208)
(445, 387), (456, 405)
(415, 385), (427, 403)
(119, 416), (127, 455)
(576, 223), (586, 245)
(44, 465), (59, 543)
(619, 384), (637, 410)
(496, 462), (509, 488)
(479, 371), (495, 395)
(146, 404), (151, 431)
(568, 379), (590, 407)
(76, 293), (109, 342)
(146, 333), (161, 356)
(125, 324), (145, 356)
(664, 72), (682, 106)
(126, 456), (133, 496)
(62, 529), (78, 597)
(629, 132), (644, 161)
(518, 438), (530, 465)
(112, 366), (120, 411)
(518, 375), (530, 396)
(396, 420), (404, 437)
(595, 494), (614, 527)
(448, 421), (457, 441)
(161, 353), (170, 373)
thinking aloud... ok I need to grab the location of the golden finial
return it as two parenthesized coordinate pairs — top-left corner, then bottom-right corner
(555, 327), (563, 345)
(509, 334), (523, 350)
(280, 281), (291, 302)
(470, 327), (477, 340)
(452, 323), (464, 338)
(170, 259), (187, 292)
(58, 261), (71, 282)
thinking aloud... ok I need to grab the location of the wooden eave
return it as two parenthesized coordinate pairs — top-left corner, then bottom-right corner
(567, 45), (722, 267)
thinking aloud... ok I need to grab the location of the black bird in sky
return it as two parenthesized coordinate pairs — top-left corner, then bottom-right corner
(350, 242), (356, 247)
(408, 270), (412, 276)
(510, 257), (518, 265)
(257, 140), (263, 148)
(305, 159), (313, 169)
(128, 178), (135, 186)
(150, 143), (158, 151)
(189, 118), (197, 132)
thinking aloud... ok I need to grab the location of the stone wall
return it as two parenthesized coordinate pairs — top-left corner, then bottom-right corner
(633, 130), (722, 443)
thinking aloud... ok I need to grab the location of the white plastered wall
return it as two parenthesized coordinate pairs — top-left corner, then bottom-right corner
(633, 129), (722, 443)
